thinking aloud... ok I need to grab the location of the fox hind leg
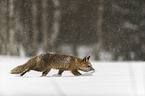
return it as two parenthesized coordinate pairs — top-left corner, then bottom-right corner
(41, 69), (51, 76)
(58, 69), (64, 75)
(20, 68), (30, 76)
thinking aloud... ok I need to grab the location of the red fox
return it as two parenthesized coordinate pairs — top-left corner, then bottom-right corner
(10, 52), (95, 76)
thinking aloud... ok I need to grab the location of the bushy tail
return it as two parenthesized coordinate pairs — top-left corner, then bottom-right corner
(10, 56), (38, 74)
(10, 63), (28, 74)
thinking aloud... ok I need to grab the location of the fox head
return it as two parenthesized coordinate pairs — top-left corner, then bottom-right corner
(79, 56), (95, 72)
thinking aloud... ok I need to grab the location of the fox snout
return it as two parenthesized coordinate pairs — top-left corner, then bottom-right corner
(87, 66), (95, 72)
(79, 65), (95, 72)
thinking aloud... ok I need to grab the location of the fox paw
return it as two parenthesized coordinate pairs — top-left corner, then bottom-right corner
(52, 74), (62, 77)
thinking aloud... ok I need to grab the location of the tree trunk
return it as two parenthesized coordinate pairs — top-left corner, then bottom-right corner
(49, 0), (61, 51)
(0, 0), (8, 55)
(94, 0), (104, 60)
(14, 0), (25, 57)
(21, 0), (33, 57)
(41, 0), (53, 52)
(8, 0), (19, 56)
(31, 0), (39, 55)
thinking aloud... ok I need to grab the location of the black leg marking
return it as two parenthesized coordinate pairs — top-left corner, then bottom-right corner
(58, 69), (64, 75)
(71, 70), (81, 76)
(20, 68), (30, 76)
(41, 69), (51, 76)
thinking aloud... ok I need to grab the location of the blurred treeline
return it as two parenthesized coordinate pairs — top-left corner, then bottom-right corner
(0, 0), (145, 60)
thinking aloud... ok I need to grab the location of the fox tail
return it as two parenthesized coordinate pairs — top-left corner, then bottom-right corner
(10, 63), (28, 74)
(10, 56), (38, 74)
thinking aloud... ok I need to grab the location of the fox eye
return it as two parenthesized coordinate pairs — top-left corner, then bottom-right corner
(87, 65), (91, 68)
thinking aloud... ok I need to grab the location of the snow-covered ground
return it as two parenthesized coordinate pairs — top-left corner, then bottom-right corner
(0, 56), (145, 96)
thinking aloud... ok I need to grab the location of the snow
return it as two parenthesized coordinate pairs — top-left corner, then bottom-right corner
(0, 56), (145, 96)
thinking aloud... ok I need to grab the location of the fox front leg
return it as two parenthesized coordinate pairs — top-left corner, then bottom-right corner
(71, 69), (81, 76)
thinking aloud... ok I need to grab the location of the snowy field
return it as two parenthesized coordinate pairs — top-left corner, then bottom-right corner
(0, 56), (145, 96)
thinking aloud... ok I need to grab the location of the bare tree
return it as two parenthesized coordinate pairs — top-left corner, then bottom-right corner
(21, 0), (34, 57)
(49, 0), (61, 51)
(8, 0), (19, 55)
(0, 0), (8, 55)
(94, 0), (104, 60)
(31, 0), (39, 55)
(41, 0), (53, 52)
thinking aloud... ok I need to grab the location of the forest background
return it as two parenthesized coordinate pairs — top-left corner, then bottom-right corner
(0, 0), (145, 61)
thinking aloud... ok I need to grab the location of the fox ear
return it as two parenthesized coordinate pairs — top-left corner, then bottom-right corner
(82, 56), (90, 62)
(87, 56), (90, 60)
(82, 56), (87, 62)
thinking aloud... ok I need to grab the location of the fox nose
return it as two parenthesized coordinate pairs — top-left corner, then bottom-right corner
(91, 67), (95, 72)
(90, 67), (95, 70)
